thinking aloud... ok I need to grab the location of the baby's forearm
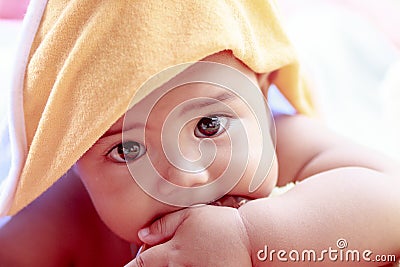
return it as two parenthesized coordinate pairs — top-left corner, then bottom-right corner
(239, 167), (400, 266)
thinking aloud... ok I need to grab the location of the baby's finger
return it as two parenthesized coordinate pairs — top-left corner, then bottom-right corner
(124, 245), (169, 267)
(138, 208), (189, 245)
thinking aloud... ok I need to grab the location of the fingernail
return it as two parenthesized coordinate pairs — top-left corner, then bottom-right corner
(138, 227), (150, 240)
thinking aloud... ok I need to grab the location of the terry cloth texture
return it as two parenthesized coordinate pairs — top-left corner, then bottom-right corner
(1, 0), (314, 215)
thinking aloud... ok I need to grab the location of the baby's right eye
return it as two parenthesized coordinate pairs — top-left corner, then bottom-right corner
(107, 141), (146, 163)
(194, 115), (228, 138)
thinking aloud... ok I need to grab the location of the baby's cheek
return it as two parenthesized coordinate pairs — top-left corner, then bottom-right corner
(89, 174), (181, 244)
(90, 184), (143, 243)
(251, 158), (278, 198)
(229, 148), (278, 199)
(76, 163), (149, 242)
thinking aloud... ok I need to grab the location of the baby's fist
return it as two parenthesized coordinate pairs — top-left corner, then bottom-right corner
(127, 205), (252, 267)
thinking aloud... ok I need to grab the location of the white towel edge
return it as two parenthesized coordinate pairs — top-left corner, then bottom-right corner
(0, 0), (49, 217)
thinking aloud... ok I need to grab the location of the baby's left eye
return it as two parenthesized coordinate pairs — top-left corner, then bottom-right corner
(107, 141), (146, 163)
(194, 116), (228, 138)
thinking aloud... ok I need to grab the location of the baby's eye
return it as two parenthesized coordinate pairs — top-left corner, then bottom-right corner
(108, 141), (146, 163)
(194, 116), (228, 138)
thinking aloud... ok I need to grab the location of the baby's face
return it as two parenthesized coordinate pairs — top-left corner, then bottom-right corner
(75, 52), (278, 244)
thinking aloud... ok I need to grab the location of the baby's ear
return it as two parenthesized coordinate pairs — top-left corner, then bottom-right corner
(256, 72), (272, 97)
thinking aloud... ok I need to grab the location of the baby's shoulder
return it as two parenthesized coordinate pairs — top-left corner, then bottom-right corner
(0, 172), (131, 266)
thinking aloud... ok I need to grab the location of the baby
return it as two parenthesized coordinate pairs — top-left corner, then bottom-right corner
(1, 50), (400, 266)
(1, 1), (400, 266)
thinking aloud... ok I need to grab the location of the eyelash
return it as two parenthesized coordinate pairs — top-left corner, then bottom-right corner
(107, 141), (146, 163)
(106, 141), (146, 163)
(105, 113), (234, 163)
(194, 115), (231, 138)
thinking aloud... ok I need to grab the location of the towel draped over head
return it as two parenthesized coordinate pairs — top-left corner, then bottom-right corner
(1, 0), (314, 216)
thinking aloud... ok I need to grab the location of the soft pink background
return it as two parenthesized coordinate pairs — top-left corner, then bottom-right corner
(0, 0), (30, 20)
(0, 0), (399, 160)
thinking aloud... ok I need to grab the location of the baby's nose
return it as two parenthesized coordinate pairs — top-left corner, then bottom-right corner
(157, 131), (216, 187)
(165, 164), (210, 187)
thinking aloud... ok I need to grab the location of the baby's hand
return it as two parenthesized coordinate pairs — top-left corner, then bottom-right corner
(125, 205), (252, 267)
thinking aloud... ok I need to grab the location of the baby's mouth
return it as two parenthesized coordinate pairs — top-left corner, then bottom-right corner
(209, 195), (250, 208)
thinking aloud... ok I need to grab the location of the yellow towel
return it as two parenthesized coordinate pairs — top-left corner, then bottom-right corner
(7, 0), (314, 215)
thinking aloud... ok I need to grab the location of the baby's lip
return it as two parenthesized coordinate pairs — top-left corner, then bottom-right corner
(209, 195), (250, 208)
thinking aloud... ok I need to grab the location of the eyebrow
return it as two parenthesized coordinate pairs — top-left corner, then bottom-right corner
(178, 92), (237, 116)
(100, 122), (145, 139)
(100, 92), (237, 139)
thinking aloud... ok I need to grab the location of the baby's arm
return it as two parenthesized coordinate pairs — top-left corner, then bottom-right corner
(238, 114), (400, 266)
(130, 114), (400, 267)
(275, 114), (399, 184)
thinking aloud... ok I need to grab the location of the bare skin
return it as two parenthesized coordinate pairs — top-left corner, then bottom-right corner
(0, 52), (399, 266)
(0, 170), (132, 267)
(126, 115), (400, 267)
(1, 114), (399, 266)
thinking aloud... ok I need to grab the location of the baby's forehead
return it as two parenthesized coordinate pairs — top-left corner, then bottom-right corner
(102, 52), (264, 137)
(100, 90), (224, 135)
